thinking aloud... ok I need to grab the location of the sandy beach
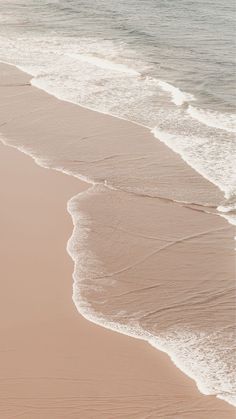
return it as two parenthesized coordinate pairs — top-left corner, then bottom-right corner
(0, 63), (235, 418)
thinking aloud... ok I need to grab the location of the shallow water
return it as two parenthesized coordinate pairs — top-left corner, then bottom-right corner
(0, 0), (235, 410)
(0, 0), (235, 205)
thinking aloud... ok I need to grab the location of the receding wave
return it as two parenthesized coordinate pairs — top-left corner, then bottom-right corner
(0, 9), (235, 410)
(158, 80), (195, 106)
(67, 52), (140, 76)
(67, 186), (236, 407)
(0, 32), (234, 207)
(188, 105), (236, 133)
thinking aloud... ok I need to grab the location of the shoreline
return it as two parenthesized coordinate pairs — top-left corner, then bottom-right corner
(2, 58), (235, 207)
(0, 62), (235, 417)
(2, 58), (232, 203)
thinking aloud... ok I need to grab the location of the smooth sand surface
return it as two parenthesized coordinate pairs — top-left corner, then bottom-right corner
(0, 64), (235, 418)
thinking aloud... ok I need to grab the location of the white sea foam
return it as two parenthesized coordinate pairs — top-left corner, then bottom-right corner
(150, 331), (236, 407)
(0, 135), (96, 187)
(158, 80), (195, 106)
(217, 203), (236, 227)
(1, 134), (235, 407)
(152, 127), (236, 201)
(188, 105), (236, 133)
(0, 32), (235, 208)
(67, 191), (236, 407)
(67, 52), (140, 76)
(0, 28), (235, 410)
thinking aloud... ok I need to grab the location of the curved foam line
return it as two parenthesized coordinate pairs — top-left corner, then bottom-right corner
(67, 52), (140, 76)
(1, 62), (235, 407)
(158, 80), (195, 106)
(66, 194), (236, 408)
(188, 105), (236, 133)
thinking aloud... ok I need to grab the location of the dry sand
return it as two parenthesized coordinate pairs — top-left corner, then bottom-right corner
(0, 63), (235, 418)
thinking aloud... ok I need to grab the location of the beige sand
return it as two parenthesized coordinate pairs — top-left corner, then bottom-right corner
(0, 64), (235, 418)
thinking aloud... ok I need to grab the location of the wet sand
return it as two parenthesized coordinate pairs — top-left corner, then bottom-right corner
(0, 63), (235, 418)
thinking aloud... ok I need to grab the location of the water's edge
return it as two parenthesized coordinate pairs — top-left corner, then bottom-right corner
(0, 63), (234, 408)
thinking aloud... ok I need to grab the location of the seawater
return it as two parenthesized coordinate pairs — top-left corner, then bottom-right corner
(0, 0), (235, 204)
(0, 0), (235, 409)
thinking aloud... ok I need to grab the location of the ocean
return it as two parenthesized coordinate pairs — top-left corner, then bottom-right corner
(0, 0), (235, 409)
(0, 0), (235, 204)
